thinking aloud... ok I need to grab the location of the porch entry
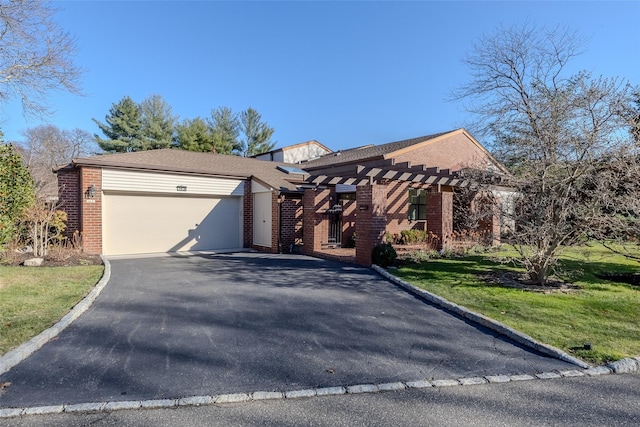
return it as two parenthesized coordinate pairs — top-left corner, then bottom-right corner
(326, 204), (342, 246)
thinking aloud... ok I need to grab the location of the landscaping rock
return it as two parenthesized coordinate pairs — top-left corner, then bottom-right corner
(23, 257), (44, 267)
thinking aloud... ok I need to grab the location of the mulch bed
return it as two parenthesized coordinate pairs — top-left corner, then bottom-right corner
(1, 251), (103, 267)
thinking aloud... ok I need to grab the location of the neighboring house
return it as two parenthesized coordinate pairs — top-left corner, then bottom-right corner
(253, 140), (332, 163)
(56, 128), (507, 265)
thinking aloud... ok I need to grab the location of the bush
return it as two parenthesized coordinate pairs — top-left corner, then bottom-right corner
(372, 242), (397, 267)
(0, 143), (36, 246)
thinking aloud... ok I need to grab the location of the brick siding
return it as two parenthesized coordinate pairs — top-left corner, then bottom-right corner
(79, 167), (103, 254)
(426, 189), (453, 249)
(57, 168), (80, 239)
(280, 195), (303, 253)
(354, 183), (387, 266)
(243, 180), (253, 248)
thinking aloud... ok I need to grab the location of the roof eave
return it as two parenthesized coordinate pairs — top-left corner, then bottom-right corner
(71, 159), (251, 180)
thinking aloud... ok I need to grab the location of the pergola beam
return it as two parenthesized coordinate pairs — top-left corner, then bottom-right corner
(304, 162), (470, 188)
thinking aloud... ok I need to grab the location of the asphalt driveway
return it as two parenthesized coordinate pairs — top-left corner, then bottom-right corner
(0, 253), (575, 408)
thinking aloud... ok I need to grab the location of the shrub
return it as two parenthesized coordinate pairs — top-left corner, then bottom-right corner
(344, 232), (356, 248)
(0, 143), (36, 247)
(400, 229), (426, 244)
(372, 242), (397, 267)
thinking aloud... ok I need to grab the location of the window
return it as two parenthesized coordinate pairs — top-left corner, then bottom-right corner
(408, 189), (427, 221)
(338, 192), (356, 201)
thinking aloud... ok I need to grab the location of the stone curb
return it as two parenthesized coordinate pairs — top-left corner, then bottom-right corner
(0, 257), (111, 376)
(371, 265), (592, 369)
(3, 367), (636, 419)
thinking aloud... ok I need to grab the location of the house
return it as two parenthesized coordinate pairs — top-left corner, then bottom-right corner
(253, 140), (332, 163)
(56, 128), (507, 265)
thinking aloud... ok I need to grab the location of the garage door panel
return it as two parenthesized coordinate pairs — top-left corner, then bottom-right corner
(103, 193), (241, 255)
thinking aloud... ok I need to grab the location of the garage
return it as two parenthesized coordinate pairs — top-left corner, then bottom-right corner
(103, 193), (242, 256)
(100, 168), (244, 256)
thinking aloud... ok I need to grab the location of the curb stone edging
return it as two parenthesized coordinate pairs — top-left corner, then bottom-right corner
(372, 265), (640, 376)
(0, 256), (112, 376)
(371, 265), (592, 369)
(3, 367), (634, 419)
(0, 257), (638, 419)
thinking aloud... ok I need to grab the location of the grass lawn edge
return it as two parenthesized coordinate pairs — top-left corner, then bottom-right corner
(0, 256), (111, 376)
(372, 265), (592, 369)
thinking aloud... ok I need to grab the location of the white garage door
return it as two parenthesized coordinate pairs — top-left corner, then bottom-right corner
(103, 193), (241, 256)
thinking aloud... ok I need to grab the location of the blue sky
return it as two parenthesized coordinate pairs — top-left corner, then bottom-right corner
(1, 1), (639, 152)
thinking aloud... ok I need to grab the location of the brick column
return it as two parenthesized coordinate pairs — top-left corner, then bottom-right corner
(426, 189), (453, 250)
(280, 196), (302, 253)
(79, 167), (102, 254)
(355, 183), (387, 266)
(270, 191), (280, 253)
(57, 167), (80, 239)
(243, 180), (252, 248)
(302, 188), (331, 255)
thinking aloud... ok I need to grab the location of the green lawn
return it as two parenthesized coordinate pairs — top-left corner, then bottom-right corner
(0, 265), (104, 355)
(394, 244), (640, 364)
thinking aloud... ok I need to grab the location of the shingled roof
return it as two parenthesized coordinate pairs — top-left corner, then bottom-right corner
(67, 149), (306, 191)
(300, 130), (454, 170)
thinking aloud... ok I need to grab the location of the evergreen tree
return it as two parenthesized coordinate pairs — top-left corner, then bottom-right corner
(240, 107), (275, 157)
(0, 133), (36, 246)
(175, 118), (216, 152)
(93, 96), (144, 153)
(208, 107), (240, 154)
(140, 94), (176, 150)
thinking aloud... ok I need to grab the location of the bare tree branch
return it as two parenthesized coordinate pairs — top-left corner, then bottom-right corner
(0, 0), (82, 117)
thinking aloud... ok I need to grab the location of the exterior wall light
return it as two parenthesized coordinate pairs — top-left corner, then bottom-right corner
(87, 184), (96, 198)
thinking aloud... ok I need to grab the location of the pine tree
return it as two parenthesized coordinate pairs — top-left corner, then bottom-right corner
(175, 117), (215, 152)
(140, 94), (176, 150)
(208, 107), (240, 154)
(240, 107), (275, 157)
(93, 96), (144, 153)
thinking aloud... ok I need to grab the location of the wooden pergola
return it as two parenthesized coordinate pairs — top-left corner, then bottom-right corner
(304, 160), (470, 189)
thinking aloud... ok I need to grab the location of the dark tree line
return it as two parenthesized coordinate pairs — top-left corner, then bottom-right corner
(93, 95), (275, 157)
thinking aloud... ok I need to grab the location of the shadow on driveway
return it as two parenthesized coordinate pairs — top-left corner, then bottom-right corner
(0, 253), (575, 408)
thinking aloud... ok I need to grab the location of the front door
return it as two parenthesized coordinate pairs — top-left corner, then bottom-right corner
(328, 212), (342, 246)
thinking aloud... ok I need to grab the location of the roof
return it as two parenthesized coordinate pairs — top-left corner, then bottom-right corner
(252, 140), (333, 159)
(300, 128), (509, 174)
(300, 131), (453, 169)
(66, 149), (306, 191)
(281, 140), (332, 153)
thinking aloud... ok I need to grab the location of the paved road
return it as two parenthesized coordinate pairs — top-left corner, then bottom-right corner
(0, 253), (574, 409)
(1, 374), (638, 426)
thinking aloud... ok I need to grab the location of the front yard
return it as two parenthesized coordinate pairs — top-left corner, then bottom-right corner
(0, 265), (104, 355)
(394, 244), (640, 364)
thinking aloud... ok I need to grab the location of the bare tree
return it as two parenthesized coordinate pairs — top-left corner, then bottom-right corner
(16, 124), (96, 198)
(453, 23), (638, 285)
(0, 0), (82, 116)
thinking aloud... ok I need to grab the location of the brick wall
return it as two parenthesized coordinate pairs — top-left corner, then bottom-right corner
(384, 181), (430, 238)
(280, 195), (303, 253)
(57, 167), (80, 239)
(341, 199), (356, 245)
(392, 132), (492, 172)
(426, 188), (453, 250)
(302, 188), (331, 255)
(355, 183), (387, 266)
(79, 167), (103, 254)
(243, 180), (253, 248)
(269, 191), (279, 253)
